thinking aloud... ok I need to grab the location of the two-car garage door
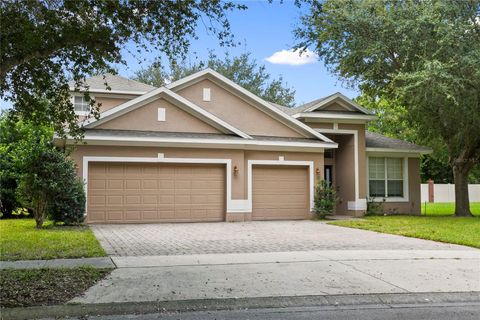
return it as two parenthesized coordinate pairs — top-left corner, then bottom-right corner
(87, 162), (310, 223)
(87, 162), (225, 223)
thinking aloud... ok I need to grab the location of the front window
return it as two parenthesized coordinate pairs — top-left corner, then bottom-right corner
(73, 95), (90, 113)
(368, 157), (404, 198)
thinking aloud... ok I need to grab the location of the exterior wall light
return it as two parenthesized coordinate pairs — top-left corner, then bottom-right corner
(233, 165), (239, 176)
(316, 167), (321, 176)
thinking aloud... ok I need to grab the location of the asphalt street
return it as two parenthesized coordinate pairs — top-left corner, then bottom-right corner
(53, 302), (480, 320)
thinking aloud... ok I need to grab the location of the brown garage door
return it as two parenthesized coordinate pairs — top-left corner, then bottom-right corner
(87, 162), (225, 223)
(252, 165), (310, 220)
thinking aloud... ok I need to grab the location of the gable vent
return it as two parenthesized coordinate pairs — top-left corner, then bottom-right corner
(203, 88), (211, 101)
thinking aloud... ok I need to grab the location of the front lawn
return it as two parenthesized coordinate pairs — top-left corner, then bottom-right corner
(0, 267), (112, 308)
(329, 215), (480, 248)
(421, 202), (480, 216)
(0, 219), (105, 261)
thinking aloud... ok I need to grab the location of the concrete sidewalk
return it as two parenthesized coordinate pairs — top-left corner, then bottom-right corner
(72, 250), (480, 304)
(0, 257), (115, 269)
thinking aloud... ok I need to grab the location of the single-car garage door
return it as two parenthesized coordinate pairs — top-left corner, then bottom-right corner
(87, 162), (225, 223)
(252, 165), (310, 220)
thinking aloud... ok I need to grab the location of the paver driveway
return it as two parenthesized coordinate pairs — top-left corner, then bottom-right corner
(91, 221), (470, 256)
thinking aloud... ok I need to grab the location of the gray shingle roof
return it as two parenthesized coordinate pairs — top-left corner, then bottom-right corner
(365, 131), (431, 152)
(267, 102), (293, 114)
(83, 129), (334, 145)
(69, 73), (157, 93)
(268, 93), (351, 116)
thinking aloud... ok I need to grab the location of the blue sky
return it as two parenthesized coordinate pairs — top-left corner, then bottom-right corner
(117, 1), (359, 106)
(1, 1), (359, 110)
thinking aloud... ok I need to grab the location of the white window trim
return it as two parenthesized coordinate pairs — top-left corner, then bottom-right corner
(72, 94), (94, 116)
(366, 156), (409, 202)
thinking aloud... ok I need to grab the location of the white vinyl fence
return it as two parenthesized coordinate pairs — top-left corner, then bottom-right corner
(421, 184), (480, 203)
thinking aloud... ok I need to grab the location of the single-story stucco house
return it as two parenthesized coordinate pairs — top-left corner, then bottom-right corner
(55, 69), (431, 223)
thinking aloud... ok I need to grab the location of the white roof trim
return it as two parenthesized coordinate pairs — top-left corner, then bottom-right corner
(366, 147), (432, 154)
(82, 87), (252, 139)
(166, 68), (334, 143)
(293, 112), (377, 121)
(304, 92), (373, 115)
(59, 134), (338, 150)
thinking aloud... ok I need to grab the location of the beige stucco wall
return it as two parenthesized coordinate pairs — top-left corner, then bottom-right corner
(96, 97), (131, 113)
(329, 134), (354, 214)
(176, 79), (304, 138)
(96, 98), (221, 134)
(339, 124), (367, 199)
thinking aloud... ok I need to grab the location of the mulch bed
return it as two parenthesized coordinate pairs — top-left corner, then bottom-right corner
(0, 267), (112, 308)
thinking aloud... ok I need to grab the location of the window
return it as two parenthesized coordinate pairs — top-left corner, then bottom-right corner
(73, 96), (90, 114)
(368, 157), (404, 198)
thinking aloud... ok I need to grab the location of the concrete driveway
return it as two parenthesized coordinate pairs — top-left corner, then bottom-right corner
(77, 221), (480, 305)
(92, 220), (470, 256)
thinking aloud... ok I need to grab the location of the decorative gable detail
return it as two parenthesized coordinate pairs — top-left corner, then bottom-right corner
(83, 87), (252, 139)
(166, 68), (333, 143)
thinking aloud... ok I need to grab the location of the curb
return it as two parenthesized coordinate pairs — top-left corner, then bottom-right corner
(0, 257), (115, 270)
(3, 292), (480, 320)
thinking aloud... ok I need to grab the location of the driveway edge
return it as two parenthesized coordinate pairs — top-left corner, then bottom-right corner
(4, 292), (480, 320)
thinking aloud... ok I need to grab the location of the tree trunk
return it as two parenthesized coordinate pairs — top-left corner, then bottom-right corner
(452, 164), (472, 217)
(34, 198), (45, 228)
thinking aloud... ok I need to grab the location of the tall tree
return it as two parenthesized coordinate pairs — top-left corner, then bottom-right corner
(356, 94), (456, 184)
(296, 0), (480, 216)
(0, 0), (246, 138)
(134, 52), (297, 107)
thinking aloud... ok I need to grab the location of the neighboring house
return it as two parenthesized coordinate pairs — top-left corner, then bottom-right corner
(56, 69), (431, 224)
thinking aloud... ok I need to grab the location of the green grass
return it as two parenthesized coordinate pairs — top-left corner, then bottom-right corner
(0, 219), (106, 261)
(421, 202), (480, 216)
(329, 215), (480, 248)
(0, 267), (112, 307)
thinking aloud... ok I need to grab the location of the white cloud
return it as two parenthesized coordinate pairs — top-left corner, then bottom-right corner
(265, 48), (318, 66)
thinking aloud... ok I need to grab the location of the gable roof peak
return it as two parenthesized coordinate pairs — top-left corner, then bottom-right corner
(294, 92), (373, 115)
(166, 68), (334, 143)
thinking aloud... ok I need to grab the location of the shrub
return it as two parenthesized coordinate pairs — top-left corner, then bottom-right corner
(2, 113), (86, 228)
(313, 180), (338, 219)
(15, 143), (85, 228)
(49, 178), (86, 225)
(366, 197), (385, 216)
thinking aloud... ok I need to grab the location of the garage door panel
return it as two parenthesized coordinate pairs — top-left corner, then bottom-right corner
(105, 180), (123, 190)
(88, 210), (106, 222)
(107, 195), (123, 205)
(125, 195), (141, 205)
(142, 210), (158, 220)
(142, 195), (158, 204)
(252, 165), (309, 221)
(142, 179), (158, 189)
(88, 162), (225, 223)
(106, 211), (123, 221)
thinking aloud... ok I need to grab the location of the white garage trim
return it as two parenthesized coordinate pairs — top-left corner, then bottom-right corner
(247, 159), (315, 213)
(82, 156), (239, 216)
